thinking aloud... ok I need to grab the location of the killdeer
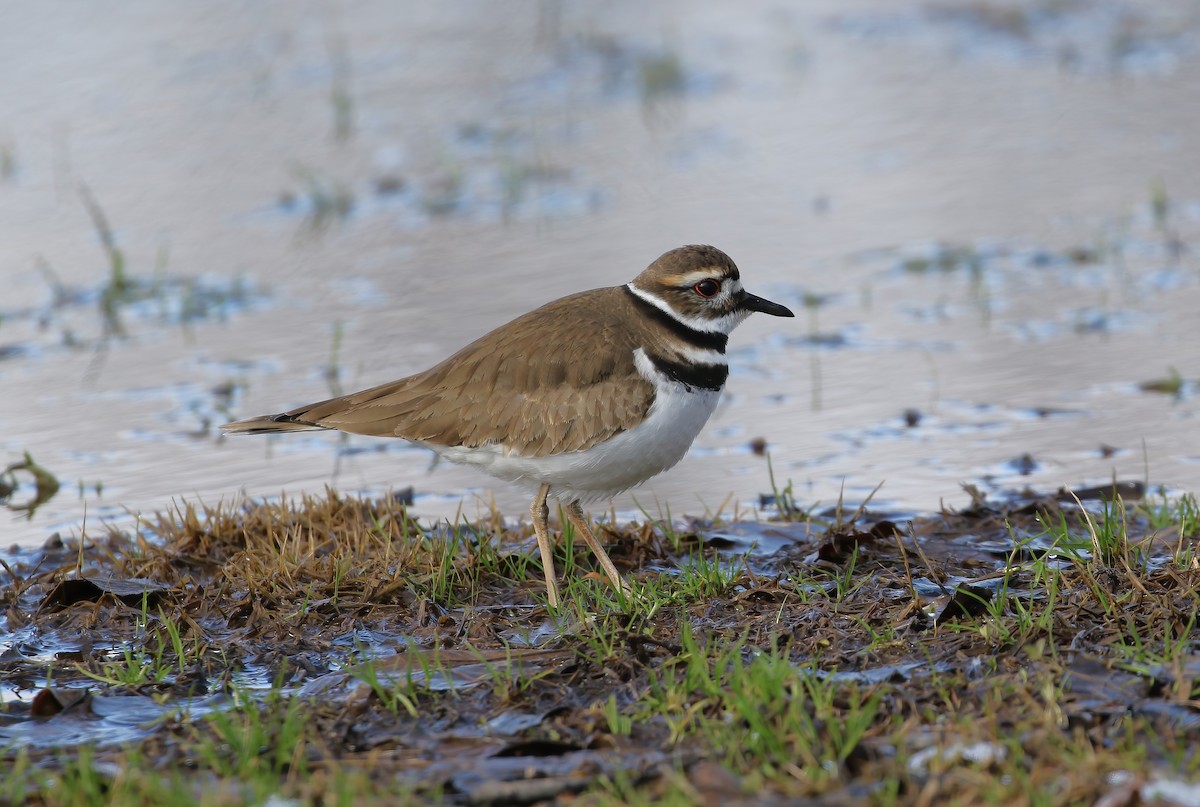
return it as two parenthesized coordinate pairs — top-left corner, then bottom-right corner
(222, 245), (793, 607)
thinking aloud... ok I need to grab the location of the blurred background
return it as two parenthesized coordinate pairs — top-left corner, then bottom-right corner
(1, 0), (1198, 545)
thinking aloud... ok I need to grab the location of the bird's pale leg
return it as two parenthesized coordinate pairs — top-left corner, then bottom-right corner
(564, 501), (632, 598)
(530, 483), (560, 608)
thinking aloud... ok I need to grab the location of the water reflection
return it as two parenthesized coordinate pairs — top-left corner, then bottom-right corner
(1, 1), (1198, 545)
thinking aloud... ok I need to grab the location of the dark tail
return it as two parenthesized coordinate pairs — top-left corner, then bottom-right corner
(220, 412), (329, 435)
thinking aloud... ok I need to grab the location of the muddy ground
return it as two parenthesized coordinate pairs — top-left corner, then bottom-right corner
(2, 484), (1198, 805)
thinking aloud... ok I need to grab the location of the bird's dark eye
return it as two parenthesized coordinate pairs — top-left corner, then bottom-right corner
(694, 279), (720, 298)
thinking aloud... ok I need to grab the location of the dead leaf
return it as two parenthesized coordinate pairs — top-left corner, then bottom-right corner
(934, 583), (995, 625)
(30, 688), (91, 718)
(40, 575), (170, 611)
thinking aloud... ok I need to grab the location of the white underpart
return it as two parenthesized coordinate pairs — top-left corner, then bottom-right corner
(435, 347), (723, 504)
(625, 282), (750, 335)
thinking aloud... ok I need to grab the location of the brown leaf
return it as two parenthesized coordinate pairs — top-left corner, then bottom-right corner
(934, 583), (995, 625)
(30, 688), (91, 718)
(688, 759), (743, 804)
(1056, 481), (1145, 503)
(817, 521), (900, 563)
(40, 575), (170, 611)
(6, 604), (29, 630)
(493, 739), (582, 758)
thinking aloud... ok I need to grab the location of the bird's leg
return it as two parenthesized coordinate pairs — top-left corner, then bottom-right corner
(564, 501), (632, 598)
(530, 483), (560, 608)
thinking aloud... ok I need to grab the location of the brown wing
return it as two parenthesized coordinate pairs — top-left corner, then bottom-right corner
(276, 286), (655, 457)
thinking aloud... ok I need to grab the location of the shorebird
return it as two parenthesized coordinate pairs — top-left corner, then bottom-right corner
(222, 245), (793, 606)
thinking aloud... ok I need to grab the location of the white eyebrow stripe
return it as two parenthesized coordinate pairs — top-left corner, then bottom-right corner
(673, 269), (728, 287)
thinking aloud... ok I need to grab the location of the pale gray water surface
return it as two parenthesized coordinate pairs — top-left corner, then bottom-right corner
(2, 1), (1199, 545)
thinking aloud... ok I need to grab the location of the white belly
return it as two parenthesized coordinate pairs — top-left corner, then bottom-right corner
(435, 349), (723, 503)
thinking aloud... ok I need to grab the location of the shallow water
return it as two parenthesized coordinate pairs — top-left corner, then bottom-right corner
(2, 0), (1199, 545)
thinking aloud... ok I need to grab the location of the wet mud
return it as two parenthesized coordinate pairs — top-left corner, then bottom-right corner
(2, 485), (1198, 803)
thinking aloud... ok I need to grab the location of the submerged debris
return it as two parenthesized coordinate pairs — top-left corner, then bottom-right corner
(0, 452), (61, 517)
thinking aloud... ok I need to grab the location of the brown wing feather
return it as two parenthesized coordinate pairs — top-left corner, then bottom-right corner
(277, 286), (655, 457)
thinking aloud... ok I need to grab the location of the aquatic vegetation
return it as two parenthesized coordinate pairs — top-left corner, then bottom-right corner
(0, 452), (61, 518)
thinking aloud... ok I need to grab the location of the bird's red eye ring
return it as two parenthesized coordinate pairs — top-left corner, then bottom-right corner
(694, 279), (720, 298)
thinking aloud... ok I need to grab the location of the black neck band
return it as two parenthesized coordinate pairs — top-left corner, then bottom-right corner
(647, 354), (728, 392)
(624, 285), (728, 353)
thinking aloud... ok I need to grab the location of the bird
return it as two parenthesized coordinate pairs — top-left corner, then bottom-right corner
(221, 245), (794, 607)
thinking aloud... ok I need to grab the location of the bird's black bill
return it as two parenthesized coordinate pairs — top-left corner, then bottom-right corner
(740, 291), (794, 317)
